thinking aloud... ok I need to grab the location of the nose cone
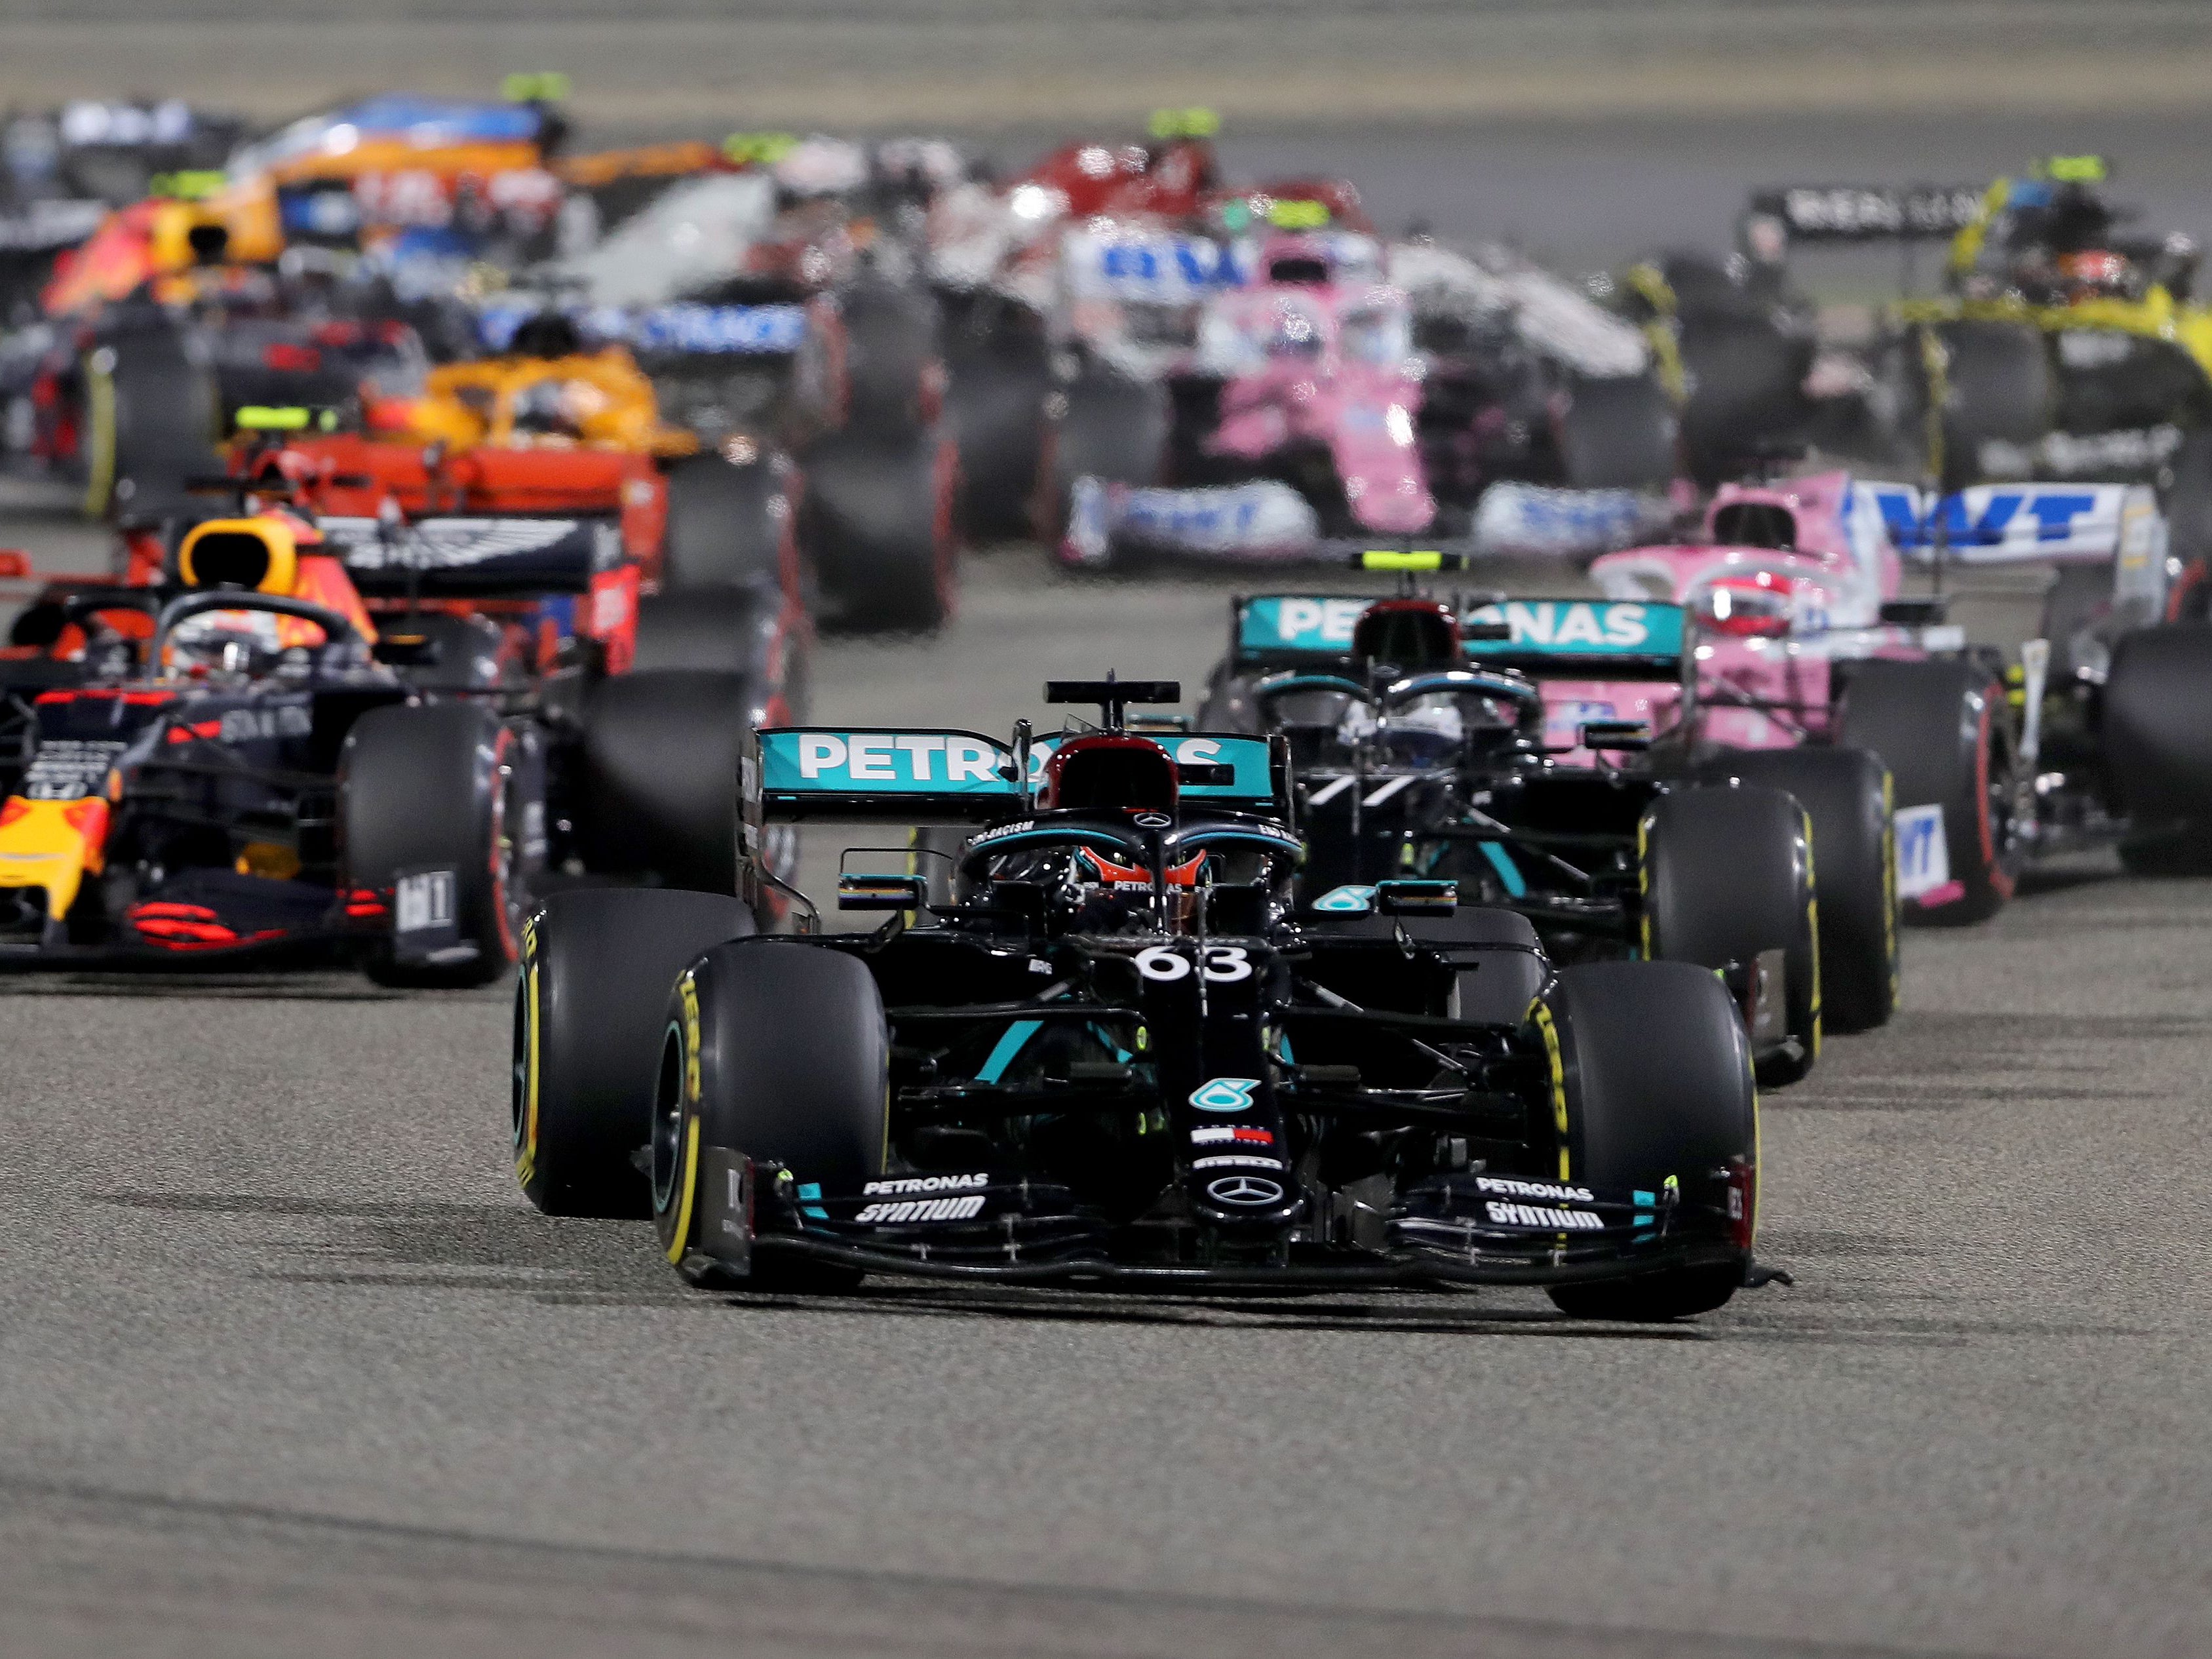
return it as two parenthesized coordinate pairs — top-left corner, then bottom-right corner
(1351, 474), (1436, 534)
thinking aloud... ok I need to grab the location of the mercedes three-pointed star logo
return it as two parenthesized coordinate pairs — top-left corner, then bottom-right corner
(1205, 1174), (1286, 1207)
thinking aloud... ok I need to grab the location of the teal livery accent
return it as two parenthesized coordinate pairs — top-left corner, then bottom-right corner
(760, 729), (1020, 796)
(978, 1019), (1043, 1083)
(1478, 842), (1526, 897)
(1460, 598), (1686, 661)
(1237, 595), (1371, 654)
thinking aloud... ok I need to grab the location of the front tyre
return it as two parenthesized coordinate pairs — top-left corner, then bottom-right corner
(1538, 960), (1757, 1321)
(514, 888), (756, 1217)
(1640, 783), (1820, 1086)
(1696, 747), (1898, 1034)
(653, 941), (889, 1289)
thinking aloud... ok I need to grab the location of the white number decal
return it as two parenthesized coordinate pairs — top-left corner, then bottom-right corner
(1136, 945), (1252, 983)
(1201, 945), (1251, 983)
(1136, 946), (1191, 982)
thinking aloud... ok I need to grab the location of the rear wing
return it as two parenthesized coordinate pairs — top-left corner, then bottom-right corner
(745, 727), (1289, 827)
(317, 514), (623, 596)
(1867, 482), (2165, 566)
(476, 294), (811, 359)
(1232, 595), (1372, 667)
(750, 728), (1024, 825)
(1460, 598), (1688, 679)
(1749, 184), (1987, 243)
(1061, 226), (1249, 304)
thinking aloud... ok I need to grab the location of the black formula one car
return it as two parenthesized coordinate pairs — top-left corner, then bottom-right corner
(1193, 558), (1902, 1085)
(515, 678), (1773, 1319)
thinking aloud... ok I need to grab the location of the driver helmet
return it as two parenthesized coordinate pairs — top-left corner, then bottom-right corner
(1076, 846), (1206, 931)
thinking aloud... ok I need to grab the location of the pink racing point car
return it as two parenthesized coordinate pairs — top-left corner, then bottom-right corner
(1581, 468), (2212, 918)
(1049, 233), (1669, 570)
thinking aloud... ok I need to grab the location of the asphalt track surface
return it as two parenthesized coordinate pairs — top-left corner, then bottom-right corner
(5, 47), (2212, 1654)
(4, 487), (2212, 1656)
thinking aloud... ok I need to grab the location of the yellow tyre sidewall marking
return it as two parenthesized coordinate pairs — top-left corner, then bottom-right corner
(1530, 999), (1570, 1181)
(515, 960), (541, 1189)
(665, 971), (705, 1265)
(1882, 771), (1900, 1012)
(1802, 806), (1821, 1062)
(83, 360), (117, 519)
(1635, 814), (1654, 960)
(664, 1118), (700, 1266)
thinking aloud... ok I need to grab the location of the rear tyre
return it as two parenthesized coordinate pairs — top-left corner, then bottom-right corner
(577, 670), (763, 896)
(1695, 747), (1898, 1034)
(841, 282), (944, 433)
(341, 702), (544, 988)
(1836, 657), (2017, 924)
(632, 589), (795, 699)
(1922, 319), (2053, 488)
(1539, 960), (1756, 1321)
(82, 331), (222, 520)
(802, 423), (960, 633)
(945, 332), (1053, 538)
(2103, 623), (2212, 871)
(1035, 370), (1171, 565)
(514, 888), (756, 1217)
(659, 452), (791, 596)
(653, 940), (888, 1289)
(1557, 372), (1678, 490)
(1674, 313), (1811, 488)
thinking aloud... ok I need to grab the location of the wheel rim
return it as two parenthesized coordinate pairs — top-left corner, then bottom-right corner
(650, 1023), (687, 1215)
(1979, 701), (2022, 896)
(510, 970), (532, 1152)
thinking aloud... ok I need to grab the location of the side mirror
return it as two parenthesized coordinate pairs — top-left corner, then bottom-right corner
(1376, 878), (1457, 916)
(372, 633), (443, 668)
(1460, 620), (1513, 642)
(1580, 720), (1652, 752)
(1880, 597), (1950, 626)
(837, 873), (927, 912)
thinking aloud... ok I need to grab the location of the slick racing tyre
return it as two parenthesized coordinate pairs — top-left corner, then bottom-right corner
(653, 940), (888, 1290)
(1034, 369), (1171, 564)
(1674, 313), (1813, 488)
(81, 330), (221, 520)
(1919, 320), (2053, 488)
(1538, 960), (1756, 1321)
(514, 888), (756, 1217)
(1696, 747), (1898, 1034)
(1557, 371), (1679, 491)
(802, 423), (960, 633)
(1640, 783), (1819, 1087)
(1836, 657), (2019, 924)
(840, 281), (944, 435)
(2162, 432), (2212, 622)
(659, 452), (792, 596)
(577, 669), (765, 899)
(944, 330), (1053, 539)
(341, 702), (545, 988)
(2103, 624), (2212, 873)
(632, 587), (802, 710)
